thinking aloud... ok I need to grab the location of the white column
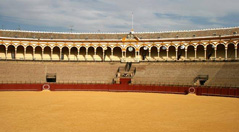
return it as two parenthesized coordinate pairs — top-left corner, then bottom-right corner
(166, 49), (169, 60)
(94, 48), (96, 55)
(42, 49), (44, 60)
(157, 48), (160, 58)
(15, 47), (17, 60)
(235, 47), (237, 59)
(5, 49), (7, 59)
(204, 48), (207, 60)
(135, 50), (137, 58)
(149, 50), (151, 58)
(33, 48), (35, 60)
(225, 47), (228, 60)
(60, 48), (62, 60)
(194, 48), (197, 60)
(214, 48), (217, 59)
(51, 49), (53, 60)
(111, 49), (113, 56)
(77, 49), (79, 61)
(185, 49), (188, 60)
(86, 48), (88, 55)
(103, 50), (105, 61)
(176, 49), (178, 60)
(24, 47), (26, 60)
(68, 49), (70, 61)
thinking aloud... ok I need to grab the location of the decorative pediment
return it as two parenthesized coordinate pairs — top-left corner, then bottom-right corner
(122, 32), (139, 42)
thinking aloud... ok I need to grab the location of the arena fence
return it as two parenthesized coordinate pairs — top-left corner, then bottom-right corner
(0, 79), (238, 98)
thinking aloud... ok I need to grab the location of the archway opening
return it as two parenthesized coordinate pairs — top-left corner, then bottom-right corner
(86, 47), (94, 61)
(62, 47), (69, 60)
(79, 47), (86, 61)
(151, 46), (158, 59)
(52, 47), (60, 60)
(0, 45), (6, 59)
(160, 46), (167, 60)
(196, 45), (204, 60)
(35, 46), (42, 60)
(43, 46), (51, 60)
(168, 46), (176, 60)
(70, 47), (78, 61)
(139, 46), (149, 60)
(96, 47), (103, 61)
(227, 43), (235, 60)
(26, 46), (33, 60)
(126, 46), (135, 58)
(104, 47), (111, 61)
(187, 45), (195, 60)
(16, 45), (24, 60)
(206, 44), (215, 60)
(217, 44), (225, 60)
(178, 46), (185, 60)
(112, 47), (122, 61)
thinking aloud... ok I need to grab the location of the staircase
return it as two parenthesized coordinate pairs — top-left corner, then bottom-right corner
(113, 62), (136, 84)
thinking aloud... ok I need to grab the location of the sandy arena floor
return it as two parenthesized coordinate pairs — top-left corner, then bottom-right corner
(0, 91), (239, 132)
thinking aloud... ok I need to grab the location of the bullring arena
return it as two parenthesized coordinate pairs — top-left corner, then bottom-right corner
(0, 27), (239, 131)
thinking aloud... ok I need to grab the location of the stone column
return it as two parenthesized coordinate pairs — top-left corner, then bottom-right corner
(68, 49), (70, 61)
(60, 48), (62, 60)
(33, 48), (35, 60)
(111, 49), (113, 56)
(42, 49), (44, 60)
(185, 49), (188, 60)
(225, 47), (228, 60)
(204, 47), (207, 60)
(103, 50), (105, 61)
(15, 47), (17, 60)
(194, 48), (197, 60)
(176, 49), (178, 60)
(5, 49), (7, 59)
(166, 49), (169, 60)
(94, 48), (96, 55)
(77, 49), (79, 61)
(86, 48), (88, 55)
(24, 47), (26, 60)
(135, 50), (137, 58)
(235, 47), (237, 59)
(149, 50), (151, 58)
(51, 48), (53, 60)
(157, 48), (160, 58)
(214, 48), (217, 59)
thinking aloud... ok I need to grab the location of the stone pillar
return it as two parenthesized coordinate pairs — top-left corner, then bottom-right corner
(149, 50), (151, 58)
(5, 49), (7, 59)
(42, 49), (44, 60)
(214, 48), (217, 59)
(111, 49), (113, 56)
(77, 49), (79, 61)
(176, 49), (178, 60)
(235, 47), (237, 59)
(157, 48), (160, 58)
(60, 48), (62, 60)
(51, 48), (53, 60)
(103, 50), (105, 61)
(68, 49), (70, 61)
(185, 49), (188, 60)
(15, 47), (17, 60)
(194, 48), (197, 60)
(94, 48), (96, 55)
(166, 49), (169, 60)
(86, 48), (88, 55)
(225, 47), (228, 60)
(204, 48), (207, 60)
(24, 47), (26, 60)
(135, 50), (137, 58)
(33, 48), (35, 60)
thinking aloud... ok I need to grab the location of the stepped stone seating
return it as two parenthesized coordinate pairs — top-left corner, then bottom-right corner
(132, 62), (239, 87)
(0, 61), (124, 84)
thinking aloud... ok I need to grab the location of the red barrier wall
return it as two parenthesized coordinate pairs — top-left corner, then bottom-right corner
(0, 83), (238, 98)
(0, 84), (42, 91)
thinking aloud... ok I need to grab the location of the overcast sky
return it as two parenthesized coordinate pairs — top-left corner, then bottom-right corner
(0, 0), (239, 32)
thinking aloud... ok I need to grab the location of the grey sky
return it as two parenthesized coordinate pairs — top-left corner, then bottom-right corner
(0, 0), (238, 32)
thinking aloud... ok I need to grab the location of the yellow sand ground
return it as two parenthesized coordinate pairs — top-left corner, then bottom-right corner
(0, 91), (239, 132)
